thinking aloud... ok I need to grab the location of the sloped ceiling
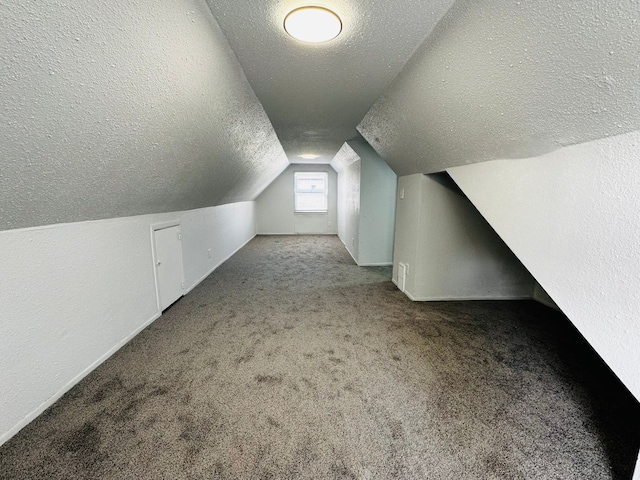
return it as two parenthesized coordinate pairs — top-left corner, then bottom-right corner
(359, 0), (640, 176)
(6, 0), (637, 231)
(0, 0), (288, 231)
(205, 0), (456, 163)
(330, 143), (360, 174)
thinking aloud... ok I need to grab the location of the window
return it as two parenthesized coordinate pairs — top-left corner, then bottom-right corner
(294, 172), (328, 212)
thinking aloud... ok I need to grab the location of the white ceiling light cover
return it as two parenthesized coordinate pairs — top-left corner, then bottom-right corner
(284, 6), (342, 43)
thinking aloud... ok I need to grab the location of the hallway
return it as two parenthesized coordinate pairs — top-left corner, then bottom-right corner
(1, 236), (637, 479)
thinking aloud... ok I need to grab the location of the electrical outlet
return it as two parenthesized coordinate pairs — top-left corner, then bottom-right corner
(208, 248), (212, 259)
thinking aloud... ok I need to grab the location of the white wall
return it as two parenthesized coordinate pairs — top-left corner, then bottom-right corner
(331, 141), (397, 266)
(350, 140), (397, 266)
(332, 144), (361, 262)
(393, 173), (534, 301)
(0, 202), (256, 446)
(447, 130), (640, 402)
(391, 174), (424, 294)
(256, 164), (338, 235)
(340, 160), (362, 261)
(180, 203), (256, 290)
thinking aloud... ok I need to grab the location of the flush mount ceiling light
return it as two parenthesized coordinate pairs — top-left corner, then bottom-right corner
(284, 6), (342, 43)
(300, 153), (320, 159)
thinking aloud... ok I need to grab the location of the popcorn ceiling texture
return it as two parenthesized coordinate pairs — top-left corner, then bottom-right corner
(0, 0), (287, 231)
(205, 0), (457, 161)
(358, 0), (640, 175)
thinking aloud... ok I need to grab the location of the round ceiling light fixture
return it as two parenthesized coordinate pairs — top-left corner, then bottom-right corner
(300, 154), (320, 159)
(284, 6), (342, 43)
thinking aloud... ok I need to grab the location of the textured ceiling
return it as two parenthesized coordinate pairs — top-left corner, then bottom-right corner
(0, 0), (288, 230)
(358, 0), (640, 175)
(6, 0), (637, 231)
(205, 0), (457, 163)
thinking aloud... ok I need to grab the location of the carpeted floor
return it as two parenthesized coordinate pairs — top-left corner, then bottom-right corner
(1, 235), (638, 479)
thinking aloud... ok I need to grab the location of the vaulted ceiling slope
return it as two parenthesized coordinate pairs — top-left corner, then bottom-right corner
(359, 0), (640, 176)
(0, 0), (288, 231)
(6, 0), (638, 232)
(205, 0), (457, 163)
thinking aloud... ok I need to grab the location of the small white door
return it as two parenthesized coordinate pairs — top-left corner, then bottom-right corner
(154, 225), (184, 310)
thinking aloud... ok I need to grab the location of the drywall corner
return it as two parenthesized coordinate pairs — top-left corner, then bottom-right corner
(347, 139), (397, 266)
(393, 173), (534, 301)
(533, 282), (560, 311)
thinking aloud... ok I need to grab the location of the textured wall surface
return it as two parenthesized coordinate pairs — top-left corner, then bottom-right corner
(448, 131), (640, 401)
(0, 202), (256, 445)
(0, 0), (287, 231)
(358, 0), (640, 175)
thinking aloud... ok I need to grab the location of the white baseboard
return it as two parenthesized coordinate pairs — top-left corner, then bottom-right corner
(0, 311), (161, 447)
(336, 236), (392, 267)
(345, 246), (359, 265)
(256, 232), (337, 236)
(337, 236), (393, 267)
(184, 234), (255, 295)
(404, 291), (533, 302)
(533, 296), (562, 311)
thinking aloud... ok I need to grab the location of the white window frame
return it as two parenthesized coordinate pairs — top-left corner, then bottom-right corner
(294, 172), (329, 213)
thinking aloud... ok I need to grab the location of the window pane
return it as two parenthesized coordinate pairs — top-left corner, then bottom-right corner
(296, 192), (327, 211)
(295, 172), (328, 212)
(296, 176), (326, 193)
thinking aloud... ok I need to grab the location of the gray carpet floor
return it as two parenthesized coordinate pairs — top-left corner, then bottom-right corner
(1, 235), (638, 479)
